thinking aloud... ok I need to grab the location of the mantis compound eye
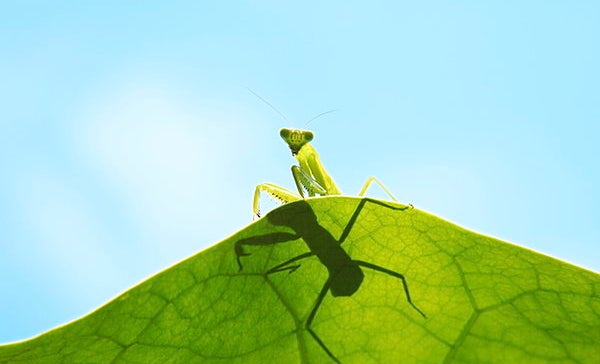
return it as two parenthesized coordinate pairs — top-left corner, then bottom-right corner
(302, 130), (314, 142)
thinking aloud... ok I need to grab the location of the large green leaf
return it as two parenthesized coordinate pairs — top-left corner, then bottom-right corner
(1, 197), (599, 363)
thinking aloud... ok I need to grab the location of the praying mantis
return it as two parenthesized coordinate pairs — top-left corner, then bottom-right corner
(253, 128), (402, 217)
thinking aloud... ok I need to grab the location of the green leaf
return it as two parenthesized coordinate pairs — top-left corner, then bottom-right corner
(1, 197), (599, 363)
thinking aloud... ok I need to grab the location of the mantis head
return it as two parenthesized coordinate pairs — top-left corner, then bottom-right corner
(280, 128), (313, 155)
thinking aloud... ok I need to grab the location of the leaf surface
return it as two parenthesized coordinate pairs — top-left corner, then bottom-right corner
(1, 197), (599, 363)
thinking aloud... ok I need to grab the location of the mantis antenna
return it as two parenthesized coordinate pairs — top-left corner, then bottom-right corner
(245, 87), (289, 123)
(305, 109), (338, 125)
(245, 87), (337, 126)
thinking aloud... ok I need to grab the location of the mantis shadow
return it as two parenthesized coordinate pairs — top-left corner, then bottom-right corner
(235, 198), (425, 363)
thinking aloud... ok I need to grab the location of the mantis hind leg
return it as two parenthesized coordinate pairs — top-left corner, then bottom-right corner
(357, 176), (398, 201)
(253, 183), (301, 218)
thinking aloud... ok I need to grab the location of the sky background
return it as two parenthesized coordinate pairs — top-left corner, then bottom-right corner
(1, 1), (599, 344)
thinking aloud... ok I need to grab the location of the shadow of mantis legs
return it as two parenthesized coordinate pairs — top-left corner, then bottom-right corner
(234, 232), (301, 271)
(266, 252), (315, 274)
(354, 260), (426, 318)
(305, 279), (340, 363)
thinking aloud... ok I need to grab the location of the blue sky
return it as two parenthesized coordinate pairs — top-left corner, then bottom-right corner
(1, 1), (599, 343)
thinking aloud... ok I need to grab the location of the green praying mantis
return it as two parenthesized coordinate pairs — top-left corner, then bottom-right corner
(253, 128), (404, 217)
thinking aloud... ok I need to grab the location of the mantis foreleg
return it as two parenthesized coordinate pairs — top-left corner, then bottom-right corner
(291, 165), (327, 198)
